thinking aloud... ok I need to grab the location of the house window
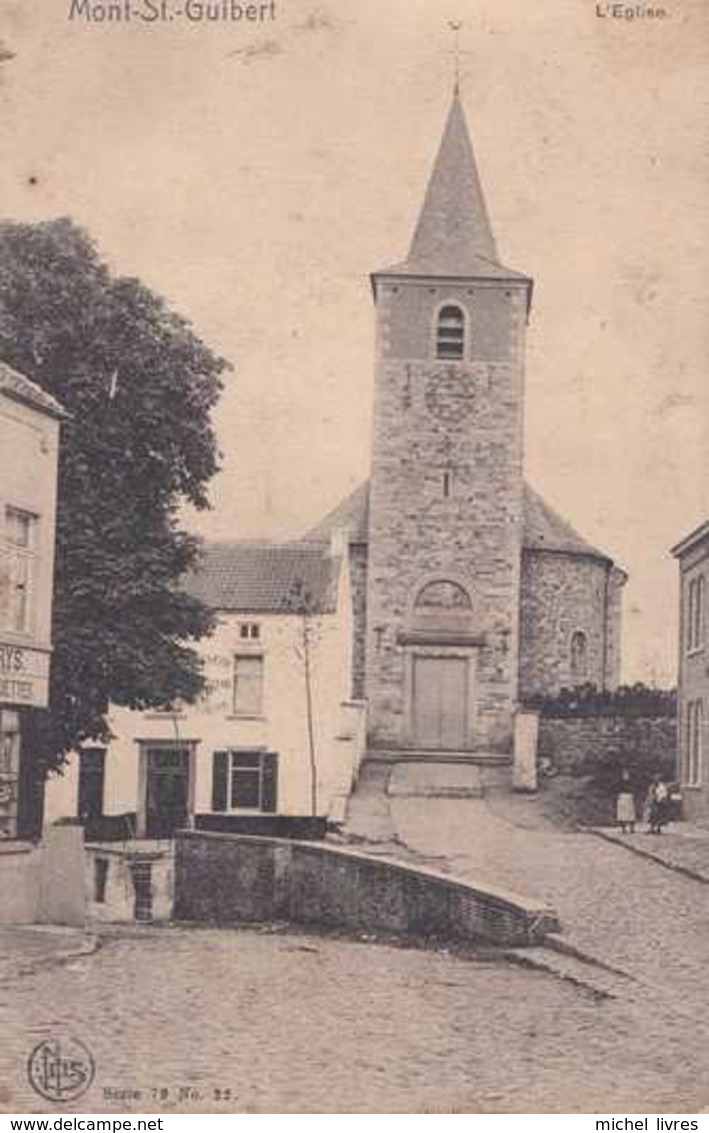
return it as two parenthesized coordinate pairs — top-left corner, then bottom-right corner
(570, 631), (589, 683)
(685, 700), (704, 787)
(0, 507), (37, 634)
(687, 575), (705, 653)
(211, 749), (278, 812)
(232, 654), (264, 716)
(238, 622), (261, 641)
(435, 305), (465, 360)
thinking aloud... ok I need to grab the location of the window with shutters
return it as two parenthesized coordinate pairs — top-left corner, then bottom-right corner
(232, 654), (264, 716)
(211, 749), (278, 812)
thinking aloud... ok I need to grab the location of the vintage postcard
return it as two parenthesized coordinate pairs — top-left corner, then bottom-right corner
(0, 0), (707, 1116)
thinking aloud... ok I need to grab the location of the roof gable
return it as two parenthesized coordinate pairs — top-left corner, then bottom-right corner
(0, 361), (66, 419)
(304, 482), (370, 544)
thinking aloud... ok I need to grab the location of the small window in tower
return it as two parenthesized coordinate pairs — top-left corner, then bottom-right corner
(443, 470), (453, 498)
(436, 305), (465, 360)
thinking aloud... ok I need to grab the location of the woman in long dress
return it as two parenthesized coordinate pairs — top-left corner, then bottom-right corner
(646, 776), (670, 834)
(616, 768), (636, 834)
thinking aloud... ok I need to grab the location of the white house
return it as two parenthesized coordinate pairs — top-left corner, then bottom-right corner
(0, 361), (65, 839)
(44, 532), (365, 838)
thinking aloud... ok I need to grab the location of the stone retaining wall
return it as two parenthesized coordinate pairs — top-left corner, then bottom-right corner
(537, 715), (677, 777)
(174, 831), (559, 947)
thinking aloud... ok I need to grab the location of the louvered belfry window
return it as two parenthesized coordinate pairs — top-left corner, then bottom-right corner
(436, 304), (465, 360)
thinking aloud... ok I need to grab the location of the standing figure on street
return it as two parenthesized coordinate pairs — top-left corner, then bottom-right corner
(616, 768), (636, 834)
(646, 775), (670, 834)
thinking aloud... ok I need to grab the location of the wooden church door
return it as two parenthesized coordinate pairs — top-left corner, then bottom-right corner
(412, 655), (468, 750)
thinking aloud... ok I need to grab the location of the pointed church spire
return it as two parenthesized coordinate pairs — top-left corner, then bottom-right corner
(407, 94), (499, 273)
(377, 95), (526, 281)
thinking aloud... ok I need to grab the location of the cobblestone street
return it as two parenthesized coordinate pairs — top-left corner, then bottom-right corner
(1, 922), (708, 1115)
(389, 792), (709, 999)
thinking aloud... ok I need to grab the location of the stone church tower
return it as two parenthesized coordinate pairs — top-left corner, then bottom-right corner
(365, 94), (533, 756)
(306, 94), (627, 769)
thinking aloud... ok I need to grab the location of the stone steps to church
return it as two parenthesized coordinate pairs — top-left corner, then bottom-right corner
(364, 750), (512, 766)
(380, 758), (512, 799)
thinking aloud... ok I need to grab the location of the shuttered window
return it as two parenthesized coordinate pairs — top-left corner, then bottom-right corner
(436, 305), (465, 360)
(211, 749), (278, 813)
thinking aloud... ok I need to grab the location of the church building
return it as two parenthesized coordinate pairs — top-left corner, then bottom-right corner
(45, 93), (627, 836)
(307, 93), (626, 763)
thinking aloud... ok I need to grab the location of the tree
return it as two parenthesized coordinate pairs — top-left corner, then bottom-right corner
(283, 579), (319, 817)
(0, 218), (229, 770)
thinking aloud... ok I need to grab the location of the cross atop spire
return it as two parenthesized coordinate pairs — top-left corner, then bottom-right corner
(448, 20), (463, 96)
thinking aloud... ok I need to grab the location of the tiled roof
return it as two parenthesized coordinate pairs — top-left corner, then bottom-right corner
(0, 361), (66, 418)
(182, 541), (342, 614)
(305, 481), (614, 564)
(375, 96), (527, 283)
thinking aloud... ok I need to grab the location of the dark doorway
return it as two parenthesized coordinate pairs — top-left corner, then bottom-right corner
(78, 747), (106, 825)
(145, 746), (190, 839)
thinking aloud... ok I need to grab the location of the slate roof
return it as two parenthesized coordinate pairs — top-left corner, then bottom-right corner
(522, 485), (611, 562)
(305, 480), (614, 564)
(305, 482), (370, 544)
(376, 96), (528, 283)
(0, 361), (66, 418)
(182, 541), (342, 614)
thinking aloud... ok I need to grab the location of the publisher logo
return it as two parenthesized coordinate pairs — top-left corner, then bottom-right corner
(27, 1036), (95, 1103)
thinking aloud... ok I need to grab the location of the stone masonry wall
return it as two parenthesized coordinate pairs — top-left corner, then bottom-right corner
(365, 278), (529, 752)
(519, 550), (622, 700)
(349, 543), (368, 701)
(174, 831), (559, 947)
(537, 715), (676, 777)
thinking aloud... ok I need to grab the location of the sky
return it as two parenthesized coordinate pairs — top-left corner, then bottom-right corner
(0, 0), (707, 684)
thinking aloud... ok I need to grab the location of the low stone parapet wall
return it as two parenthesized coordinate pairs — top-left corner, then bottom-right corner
(173, 831), (560, 947)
